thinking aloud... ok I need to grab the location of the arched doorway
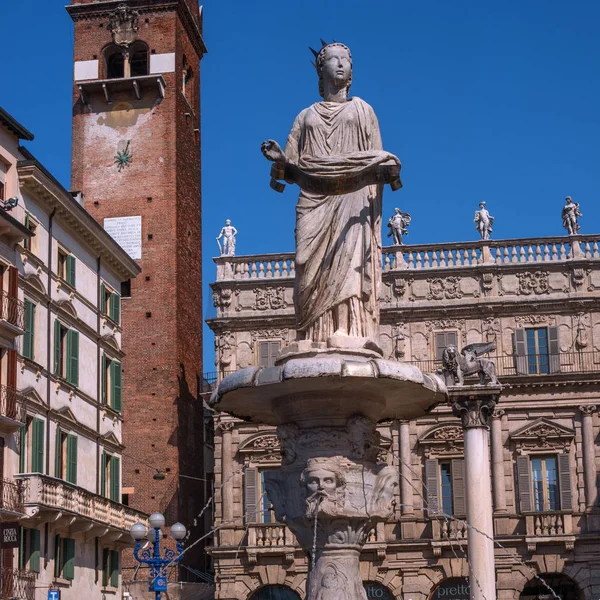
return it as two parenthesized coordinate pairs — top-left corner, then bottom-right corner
(364, 581), (396, 599)
(429, 577), (470, 600)
(520, 574), (582, 600)
(249, 585), (302, 600)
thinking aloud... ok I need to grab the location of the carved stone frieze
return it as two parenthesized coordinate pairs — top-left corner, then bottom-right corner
(482, 317), (500, 343)
(393, 277), (412, 298)
(482, 272), (494, 293)
(250, 329), (288, 349)
(425, 319), (465, 331)
(254, 286), (287, 311)
(213, 287), (233, 310)
(516, 271), (550, 296)
(514, 314), (555, 326)
(419, 424), (464, 458)
(427, 276), (463, 300)
(109, 4), (140, 47)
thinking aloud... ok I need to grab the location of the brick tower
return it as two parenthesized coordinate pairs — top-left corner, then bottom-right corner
(67, 0), (207, 575)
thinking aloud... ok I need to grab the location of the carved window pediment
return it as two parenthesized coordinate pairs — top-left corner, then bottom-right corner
(238, 432), (282, 466)
(418, 424), (464, 458)
(510, 418), (574, 454)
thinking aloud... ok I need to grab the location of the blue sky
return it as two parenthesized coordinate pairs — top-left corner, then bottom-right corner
(2, 0), (599, 369)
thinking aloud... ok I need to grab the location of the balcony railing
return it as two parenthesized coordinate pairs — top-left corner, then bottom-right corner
(407, 351), (600, 378)
(0, 568), (35, 600)
(247, 523), (296, 548)
(0, 478), (24, 519)
(0, 385), (26, 422)
(0, 292), (24, 330)
(214, 235), (600, 281)
(18, 474), (147, 533)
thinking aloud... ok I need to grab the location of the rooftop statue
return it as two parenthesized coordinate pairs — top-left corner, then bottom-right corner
(261, 41), (402, 352)
(474, 201), (494, 241)
(216, 219), (237, 256)
(562, 196), (582, 235)
(387, 207), (411, 245)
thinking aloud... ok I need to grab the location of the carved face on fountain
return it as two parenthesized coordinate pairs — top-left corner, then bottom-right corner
(301, 459), (346, 516)
(305, 468), (339, 496)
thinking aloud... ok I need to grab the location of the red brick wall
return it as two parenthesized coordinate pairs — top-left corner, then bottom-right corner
(69, 0), (206, 573)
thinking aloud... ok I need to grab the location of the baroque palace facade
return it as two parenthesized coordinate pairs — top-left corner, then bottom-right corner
(207, 234), (600, 600)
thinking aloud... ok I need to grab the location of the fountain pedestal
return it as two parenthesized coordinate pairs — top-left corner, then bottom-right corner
(210, 351), (447, 600)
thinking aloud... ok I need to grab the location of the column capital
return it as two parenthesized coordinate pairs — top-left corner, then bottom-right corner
(491, 408), (506, 419)
(449, 385), (502, 429)
(219, 420), (236, 432)
(579, 404), (597, 416)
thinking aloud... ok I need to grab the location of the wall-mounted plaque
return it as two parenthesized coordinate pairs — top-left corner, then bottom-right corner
(104, 215), (142, 260)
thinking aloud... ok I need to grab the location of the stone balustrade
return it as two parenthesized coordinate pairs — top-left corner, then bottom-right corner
(247, 523), (295, 548)
(214, 235), (600, 281)
(432, 517), (468, 541)
(18, 474), (147, 534)
(526, 512), (573, 537)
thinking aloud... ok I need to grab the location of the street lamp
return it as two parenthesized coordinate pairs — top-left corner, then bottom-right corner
(130, 513), (187, 600)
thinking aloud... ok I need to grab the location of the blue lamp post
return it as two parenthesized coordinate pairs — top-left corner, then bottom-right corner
(130, 512), (187, 600)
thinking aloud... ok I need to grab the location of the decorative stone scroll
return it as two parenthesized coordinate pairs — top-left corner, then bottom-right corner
(418, 424), (464, 458)
(510, 418), (575, 454)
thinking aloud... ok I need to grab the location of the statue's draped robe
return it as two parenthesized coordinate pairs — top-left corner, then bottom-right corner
(284, 97), (399, 343)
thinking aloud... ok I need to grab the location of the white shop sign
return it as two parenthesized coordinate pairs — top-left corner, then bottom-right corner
(104, 216), (142, 260)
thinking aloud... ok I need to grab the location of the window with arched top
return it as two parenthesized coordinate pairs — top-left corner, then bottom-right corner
(103, 41), (149, 79)
(248, 586), (301, 600)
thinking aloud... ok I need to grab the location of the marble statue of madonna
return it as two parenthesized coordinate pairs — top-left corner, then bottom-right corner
(261, 42), (401, 351)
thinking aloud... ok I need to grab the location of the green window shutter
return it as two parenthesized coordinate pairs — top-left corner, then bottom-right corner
(66, 330), (79, 387)
(29, 529), (40, 573)
(66, 435), (78, 485)
(54, 535), (61, 578)
(110, 293), (121, 325)
(66, 255), (76, 287)
(100, 284), (107, 315)
(63, 538), (75, 580)
(19, 424), (26, 473)
(101, 355), (107, 405)
(111, 361), (122, 412)
(54, 320), (62, 376)
(110, 456), (120, 502)
(102, 548), (110, 587)
(23, 300), (35, 360)
(110, 550), (120, 588)
(32, 418), (44, 473)
(55, 427), (62, 478)
(100, 452), (107, 497)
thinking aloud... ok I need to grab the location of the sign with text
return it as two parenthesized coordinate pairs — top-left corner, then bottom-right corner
(48, 590), (61, 600)
(1, 522), (19, 549)
(364, 582), (395, 599)
(104, 215), (142, 260)
(430, 578), (470, 600)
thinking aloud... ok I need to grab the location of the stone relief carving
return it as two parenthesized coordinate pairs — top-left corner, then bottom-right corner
(427, 277), (463, 300)
(482, 272), (494, 293)
(215, 331), (235, 372)
(571, 267), (587, 288)
(393, 277), (412, 299)
(254, 286), (287, 311)
(347, 415), (380, 462)
(391, 322), (407, 360)
(517, 271), (550, 295)
(425, 319), (465, 331)
(250, 329), (288, 349)
(212, 287), (233, 310)
(419, 424), (464, 458)
(301, 457), (347, 518)
(575, 313), (589, 350)
(514, 314), (555, 326)
(482, 317), (500, 343)
(109, 4), (140, 47)
(510, 418), (575, 454)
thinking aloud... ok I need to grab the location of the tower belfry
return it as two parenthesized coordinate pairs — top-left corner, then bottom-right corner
(67, 0), (207, 574)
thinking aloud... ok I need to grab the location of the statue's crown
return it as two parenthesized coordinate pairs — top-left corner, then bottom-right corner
(309, 39), (349, 71)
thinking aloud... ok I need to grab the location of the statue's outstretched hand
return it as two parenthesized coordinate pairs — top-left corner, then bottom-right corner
(261, 140), (286, 164)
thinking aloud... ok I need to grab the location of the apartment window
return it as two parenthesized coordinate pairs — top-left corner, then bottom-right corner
(101, 452), (121, 502)
(102, 548), (120, 588)
(514, 326), (560, 375)
(102, 355), (122, 412)
(425, 458), (465, 516)
(23, 213), (37, 252)
(53, 320), (79, 386)
(100, 283), (121, 324)
(55, 428), (78, 485)
(19, 528), (41, 573)
(57, 249), (76, 287)
(516, 454), (572, 513)
(54, 535), (75, 580)
(20, 417), (44, 474)
(22, 300), (35, 360)
(244, 468), (276, 524)
(258, 341), (281, 368)
(434, 331), (459, 361)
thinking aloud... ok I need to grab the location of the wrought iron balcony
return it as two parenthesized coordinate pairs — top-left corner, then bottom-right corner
(0, 478), (24, 520)
(0, 385), (26, 433)
(0, 291), (24, 333)
(18, 474), (147, 540)
(0, 567), (35, 600)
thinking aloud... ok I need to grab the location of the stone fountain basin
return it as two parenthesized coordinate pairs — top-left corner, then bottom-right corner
(209, 355), (448, 427)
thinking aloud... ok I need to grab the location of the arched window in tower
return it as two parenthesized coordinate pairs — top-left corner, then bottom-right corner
(130, 41), (149, 77)
(104, 44), (125, 79)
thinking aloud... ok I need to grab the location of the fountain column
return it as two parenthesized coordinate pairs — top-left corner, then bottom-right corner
(451, 385), (502, 600)
(579, 405), (597, 508)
